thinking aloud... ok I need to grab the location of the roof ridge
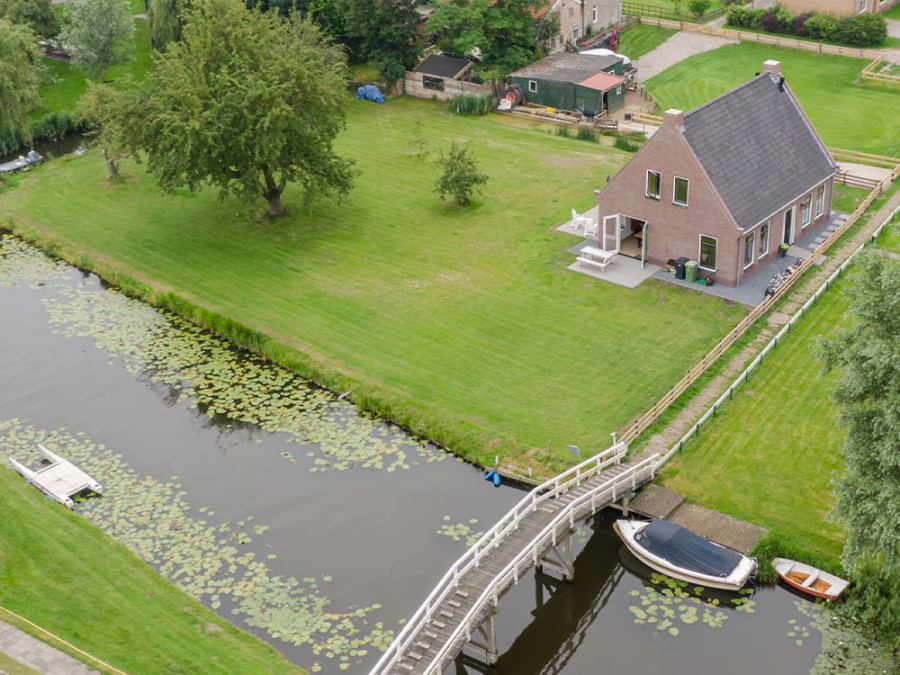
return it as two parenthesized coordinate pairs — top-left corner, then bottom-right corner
(684, 72), (771, 120)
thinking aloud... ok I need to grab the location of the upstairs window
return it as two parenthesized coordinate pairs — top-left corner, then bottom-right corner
(673, 177), (689, 206)
(699, 235), (717, 270)
(815, 185), (825, 217)
(592, 5), (598, 22)
(646, 170), (661, 199)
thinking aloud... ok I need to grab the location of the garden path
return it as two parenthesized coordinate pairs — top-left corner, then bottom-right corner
(634, 31), (739, 81)
(639, 188), (900, 459)
(0, 621), (99, 675)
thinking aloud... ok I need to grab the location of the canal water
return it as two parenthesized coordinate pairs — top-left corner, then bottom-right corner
(0, 133), (86, 166)
(0, 235), (889, 674)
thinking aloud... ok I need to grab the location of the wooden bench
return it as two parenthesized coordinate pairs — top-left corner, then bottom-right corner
(577, 245), (617, 272)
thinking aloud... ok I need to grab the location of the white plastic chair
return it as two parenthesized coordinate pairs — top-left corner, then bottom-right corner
(571, 208), (583, 232)
(583, 218), (598, 239)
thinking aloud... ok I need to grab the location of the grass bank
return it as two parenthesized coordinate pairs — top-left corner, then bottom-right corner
(658, 275), (850, 558)
(645, 43), (900, 156)
(0, 466), (301, 674)
(0, 97), (748, 473)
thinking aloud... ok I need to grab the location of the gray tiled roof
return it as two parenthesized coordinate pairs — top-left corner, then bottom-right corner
(508, 53), (620, 83)
(683, 73), (836, 230)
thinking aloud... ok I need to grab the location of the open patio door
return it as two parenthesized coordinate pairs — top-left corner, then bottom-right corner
(602, 214), (622, 253)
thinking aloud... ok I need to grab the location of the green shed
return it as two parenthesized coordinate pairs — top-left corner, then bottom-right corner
(507, 53), (626, 116)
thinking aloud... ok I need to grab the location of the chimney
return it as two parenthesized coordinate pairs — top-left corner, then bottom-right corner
(762, 60), (781, 77)
(663, 109), (685, 131)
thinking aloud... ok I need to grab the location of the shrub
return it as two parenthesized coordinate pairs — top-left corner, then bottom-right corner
(686, 0), (711, 17)
(576, 127), (597, 143)
(774, 3), (794, 32)
(837, 12), (887, 47)
(727, 5), (764, 28)
(792, 11), (812, 37)
(805, 12), (839, 41)
(759, 9), (780, 33)
(614, 134), (640, 152)
(448, 93), (494, 116)
(556, 125), (570, 137)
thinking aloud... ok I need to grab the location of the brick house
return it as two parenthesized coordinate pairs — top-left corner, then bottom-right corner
(540, 0), (622, 52)
(780, 0), (898, 16)
(593, 60), (837, 287)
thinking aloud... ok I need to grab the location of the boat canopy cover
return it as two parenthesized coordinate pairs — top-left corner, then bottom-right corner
(635, 519), (744, 578)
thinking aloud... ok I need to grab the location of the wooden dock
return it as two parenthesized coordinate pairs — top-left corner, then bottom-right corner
(625, 484), (765, 553)
(8, 444), (103, 509)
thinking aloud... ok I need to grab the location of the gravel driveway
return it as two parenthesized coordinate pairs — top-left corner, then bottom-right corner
(634, 31), (739, 82)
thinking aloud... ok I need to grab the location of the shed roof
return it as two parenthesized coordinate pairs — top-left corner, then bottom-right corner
(578, 71), (626, 92)
(413, 54), (471, 79)
(508, 52), (620, 83)
(683, 72), (836, 230)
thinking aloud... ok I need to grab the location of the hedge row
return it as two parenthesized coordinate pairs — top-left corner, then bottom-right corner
(727, 3), (888, 47)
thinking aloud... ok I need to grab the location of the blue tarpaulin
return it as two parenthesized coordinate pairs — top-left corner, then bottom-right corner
(356, 85), (384, 103)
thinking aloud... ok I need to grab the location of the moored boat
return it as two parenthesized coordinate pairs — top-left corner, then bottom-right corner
(614, 518), (757, 591)
(772, 557), (848, 600)
(0, 150), (43, 174)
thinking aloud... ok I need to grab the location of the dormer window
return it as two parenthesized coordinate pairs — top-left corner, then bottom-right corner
(646, 170), (661, 199)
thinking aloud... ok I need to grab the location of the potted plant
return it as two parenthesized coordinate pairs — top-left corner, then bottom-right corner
(779, 242), (790, 257)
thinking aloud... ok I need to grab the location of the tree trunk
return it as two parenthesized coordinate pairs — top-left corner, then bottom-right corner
(103, 147), (119, 179)
(262, 168), (286, 217)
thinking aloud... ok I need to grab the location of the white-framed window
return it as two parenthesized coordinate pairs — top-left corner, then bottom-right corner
(592, 5), (598, 22)
(801, 194), (811, 228)
(673, 176), (688, 206)
(699, 235), (717, 271)
(573, 25), (579, 39)
(858, 0), (866, 12)
(616, 83), (622, 95)
(744, 232), (755, 268)
(759, 221), (770, 258)
(528, 80), (537, 93)
(646, 170), (661, 199)
(815, 185), (825, 217)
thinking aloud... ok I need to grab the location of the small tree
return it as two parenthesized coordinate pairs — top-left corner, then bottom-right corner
(686, 0), (711, 19)
(59, 0), (134, 82)
(76, 81), (139, 178)
(434, 142), (488, 206)
(0, 19), (42, 146)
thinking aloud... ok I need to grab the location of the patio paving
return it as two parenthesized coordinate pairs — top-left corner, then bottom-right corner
(557, 207), (849, 304)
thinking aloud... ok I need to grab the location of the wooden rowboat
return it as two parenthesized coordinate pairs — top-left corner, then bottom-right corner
(772, 557), (848, 600)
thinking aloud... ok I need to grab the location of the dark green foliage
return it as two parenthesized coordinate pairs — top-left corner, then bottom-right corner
(149, 0), (186, 51)
(427, 0), (544, 74)
(0, 111), (92, 156)
(434, 141), (488, 206)
(0, 19), (41, 145)
(0, 0), (59, 38)
(448, 93), (494, 116)
(843, 563), (900, 648)
(726, 5), (764, 28)
(614, 133), (639, 152)
(344, 0), (421, 88)
(575, 127), (597, 142)
(836, 12), (887, 47)
(792, 11), (812, 37)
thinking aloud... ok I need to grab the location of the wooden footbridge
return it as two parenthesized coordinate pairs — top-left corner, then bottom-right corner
(370, 443), (660, 675)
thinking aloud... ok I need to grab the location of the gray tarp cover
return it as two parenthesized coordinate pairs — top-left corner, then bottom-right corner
(357, 85), (384, 103)
(635, 519), (743, 578)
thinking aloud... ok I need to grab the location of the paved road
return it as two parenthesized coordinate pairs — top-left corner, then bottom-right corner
(0, 622), (99, 675)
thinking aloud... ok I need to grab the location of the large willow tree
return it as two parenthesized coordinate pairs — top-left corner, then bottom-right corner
(139, 0), (354, 216)
(819, 251), (900, 643)
(0, 19), (41, 146)
(148, 0), (185, 51)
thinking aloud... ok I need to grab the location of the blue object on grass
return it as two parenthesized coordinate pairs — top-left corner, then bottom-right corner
(356, 84), (384, 103)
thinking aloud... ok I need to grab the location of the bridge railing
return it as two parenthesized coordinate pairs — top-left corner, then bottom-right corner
(370, 441), (629, 674)
(425, 453), (661, 675)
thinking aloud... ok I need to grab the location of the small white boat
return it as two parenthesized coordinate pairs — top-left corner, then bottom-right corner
(614, 519), (757, 591)
(772, 557), (848, 600)
(9, 444), (103, 509)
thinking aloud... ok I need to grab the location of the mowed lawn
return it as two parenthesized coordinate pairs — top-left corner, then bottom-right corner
(659, 283), (850, 557)
(0, 468), (300, 674)
(0, 98), (747, 468)
(617, 23), (677, 60)
(646, 43), (900, 156)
